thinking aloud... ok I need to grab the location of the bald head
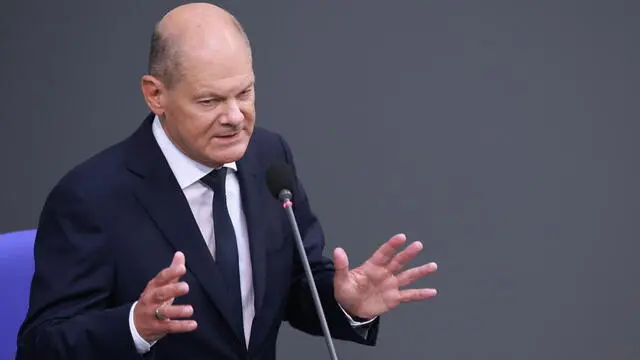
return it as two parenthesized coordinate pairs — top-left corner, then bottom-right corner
(148, 3), (250, 88)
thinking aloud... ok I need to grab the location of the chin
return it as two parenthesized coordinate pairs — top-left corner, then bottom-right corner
(209, 144), (248, 165)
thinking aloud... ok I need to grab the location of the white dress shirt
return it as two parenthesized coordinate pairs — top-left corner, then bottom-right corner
(128, 116), (373, 354)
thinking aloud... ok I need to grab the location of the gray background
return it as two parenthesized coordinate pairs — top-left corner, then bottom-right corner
(1, 0), (638, 359)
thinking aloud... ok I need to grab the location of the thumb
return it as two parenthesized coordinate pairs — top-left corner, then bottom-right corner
(333, 248), (350, 283)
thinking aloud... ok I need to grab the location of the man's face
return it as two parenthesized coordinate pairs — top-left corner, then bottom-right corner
(158, 47), (255, 168)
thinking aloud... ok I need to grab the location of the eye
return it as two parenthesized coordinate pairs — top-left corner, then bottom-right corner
(238, 88), (253, 99)
(198, 98), (220, 106)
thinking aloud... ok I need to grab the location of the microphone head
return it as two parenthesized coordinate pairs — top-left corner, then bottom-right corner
(266, 162), (295, 201)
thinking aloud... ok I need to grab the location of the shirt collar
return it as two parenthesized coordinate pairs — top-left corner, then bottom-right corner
(151, 115), (237, 190)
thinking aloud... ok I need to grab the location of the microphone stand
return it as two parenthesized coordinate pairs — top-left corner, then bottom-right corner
(279, 189), (340, 360)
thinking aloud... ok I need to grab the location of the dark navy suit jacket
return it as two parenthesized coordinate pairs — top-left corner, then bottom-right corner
(16, 114), (379, 360)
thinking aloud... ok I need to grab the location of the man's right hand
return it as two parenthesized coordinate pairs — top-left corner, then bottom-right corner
(134, 251), (198, 342)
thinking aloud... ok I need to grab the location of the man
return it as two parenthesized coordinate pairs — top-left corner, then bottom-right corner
(16, 3), (437, 360)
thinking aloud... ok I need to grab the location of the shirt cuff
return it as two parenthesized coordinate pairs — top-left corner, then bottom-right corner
(338, 303), (378, 326)
(129, 301), (157, 354)
(338, 304), (377, 338)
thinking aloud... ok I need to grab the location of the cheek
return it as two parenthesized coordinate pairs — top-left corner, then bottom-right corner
(241, 102), (256, 122)
(173, 112), (216, 145)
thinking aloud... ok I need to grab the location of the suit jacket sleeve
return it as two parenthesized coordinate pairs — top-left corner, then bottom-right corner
(277, 135), (380, 346)
(15, 178), (147, 360)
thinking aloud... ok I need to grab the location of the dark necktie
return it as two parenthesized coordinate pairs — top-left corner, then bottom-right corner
(200, 168), (244, 334)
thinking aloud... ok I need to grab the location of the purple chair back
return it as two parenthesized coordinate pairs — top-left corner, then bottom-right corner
(0, 229), (36, 360)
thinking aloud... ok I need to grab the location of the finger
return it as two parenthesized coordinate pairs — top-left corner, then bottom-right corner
(160, 319), (198, 334)
(168, 251), (186, 284)
(397, 262), (438, 287)
(149, 253), (187, 288)
(333, 248), (350, 283)
(149, 265), (186, 290)
(387, 241), (424, 273)
(171, 251), (186, 268)
(148, 282), (190, 304)
(399, 288), (437, 303)
(367, 234), (407, 266)
(155, 304), (194, 320)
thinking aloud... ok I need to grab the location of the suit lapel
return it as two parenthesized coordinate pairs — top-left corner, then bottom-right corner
(236, 156), (268, 304)
(125, 115), (246, 348)
(236, 147), (272, 350)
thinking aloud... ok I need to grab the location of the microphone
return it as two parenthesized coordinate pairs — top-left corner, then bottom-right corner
(266, 163), (340, 360)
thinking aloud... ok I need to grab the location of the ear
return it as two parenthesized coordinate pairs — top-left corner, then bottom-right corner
(141, 75), (166, 116)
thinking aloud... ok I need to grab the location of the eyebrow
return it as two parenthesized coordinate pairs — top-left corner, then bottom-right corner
(197, 82), (254, 99)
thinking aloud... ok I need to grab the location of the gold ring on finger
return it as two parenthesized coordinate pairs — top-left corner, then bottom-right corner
(154, 307), (167, 321)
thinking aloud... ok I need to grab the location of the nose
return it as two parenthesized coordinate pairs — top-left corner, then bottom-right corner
(221, 99), (244, 126)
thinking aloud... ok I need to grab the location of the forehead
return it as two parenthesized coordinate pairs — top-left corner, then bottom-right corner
(177, 40), (254, 95)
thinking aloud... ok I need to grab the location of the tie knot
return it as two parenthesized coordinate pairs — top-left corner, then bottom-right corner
(200, 167), (228, 191)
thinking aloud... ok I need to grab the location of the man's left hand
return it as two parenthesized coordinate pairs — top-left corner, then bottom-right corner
(333, 233), (438, 319)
